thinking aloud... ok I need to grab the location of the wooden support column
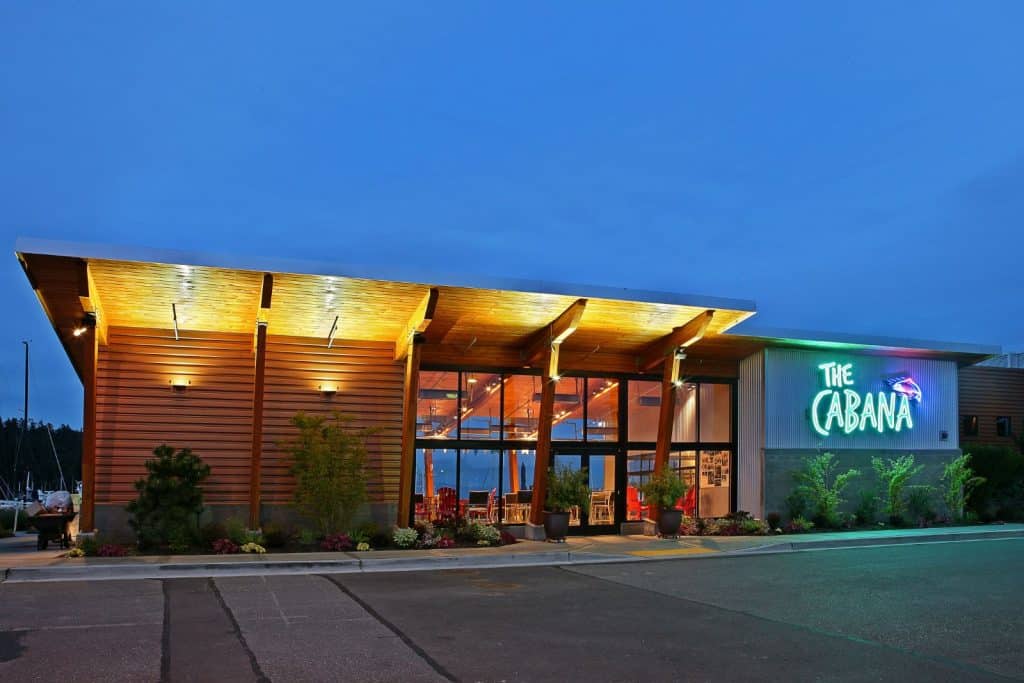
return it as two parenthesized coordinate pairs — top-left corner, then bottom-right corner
(650, 354), (680, 521)
(248, 273), (272, 529)
(397, 336), (424, 526)
(80, 315), (98, 533)
(529, 346), (557, 526)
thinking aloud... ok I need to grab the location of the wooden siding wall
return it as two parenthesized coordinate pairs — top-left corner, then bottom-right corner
(259, 336), (404, 505)
(96, 327), (256, 505)
(959, 366), (1024, 446)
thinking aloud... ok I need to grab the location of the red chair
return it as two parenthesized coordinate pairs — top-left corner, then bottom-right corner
(626, 485), (649, 521)
(435, 487), (457, 520)
(674, 487), (696, 516)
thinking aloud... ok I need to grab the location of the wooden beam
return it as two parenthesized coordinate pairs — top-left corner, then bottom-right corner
(638, 310), (715, 372)
(650, 353), (678, 522)
(395, 288), (439, 361)
(522, 298), (587, 368)
(529, 345), (557, 526)
(79, 318), (98, 534)
(397, 336), (424, 526)
(79, 262), (108, 346)
(248, 273), (272, 529)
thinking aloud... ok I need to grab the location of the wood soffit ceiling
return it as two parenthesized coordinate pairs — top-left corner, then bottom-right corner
(21, 253), (760, 368)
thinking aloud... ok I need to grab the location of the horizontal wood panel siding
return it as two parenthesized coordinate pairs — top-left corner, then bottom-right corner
(260, 336), (404, 504)
(959, 366), (1024, 446)
(96, 327), (256, 504)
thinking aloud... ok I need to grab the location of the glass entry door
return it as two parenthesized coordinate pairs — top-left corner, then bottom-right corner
(552, 451), (619, 533)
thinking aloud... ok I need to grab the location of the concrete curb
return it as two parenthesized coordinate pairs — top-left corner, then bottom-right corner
(3, 529), (1022, 583)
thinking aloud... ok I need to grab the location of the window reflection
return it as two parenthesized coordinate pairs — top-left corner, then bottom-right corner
(672, 383), (697, 441)
(501, 450), (535, 524)
(504, 375), (542, 440)
(628, 380), (661, 441)
(417, 371), (459, 439)
(413, 448), (457, 523)
(699, 384), (732, 442)
(461, 449), (499, 523)
(460, 372), (502, 439)
(551, 376), (585, 440)
(587, 378), (619, 442)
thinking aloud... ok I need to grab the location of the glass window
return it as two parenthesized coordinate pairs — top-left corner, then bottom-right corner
(417, 371), (459, 439)
(461, 449), (499, 523)
(699, 450), (731, 517)
(628, 380), (661, 442)
(415, 448), (457, 521)
(672, 383), (698, 442)
(553, 454), (584, 526)
(501, 449), (536, 524)
(588, 454), (616, 526)
(961, 415), (979, 436)
(626, 449), (655, 520)
(552, 376), (585, 440)
(699, 383), (732, 442)
(586, 378), (619, 442)
(504, 374), (542, 441)
(460, 372), (502, 439)
(996, 416), (1012, 437)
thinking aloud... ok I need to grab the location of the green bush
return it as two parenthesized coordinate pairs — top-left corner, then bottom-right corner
(941, 454), (986, 521)
(280, 412), (374, 536)
(963, 445), (1024, 521)
(224, 517), (250, 545)
(546, 466), (590, 513)
(905, 485), (937, 525)
(785, 490), (809, 521)
(872, 454), (923, 524)
(76, 535), (100, 557)
(199, 522), (227, 549)
(126, 445), (210, 549)
(791, 452), (860, 528)
(854, 489), (879, 526)
(261, 523), (293, 549)
(639, 466), (688, 509)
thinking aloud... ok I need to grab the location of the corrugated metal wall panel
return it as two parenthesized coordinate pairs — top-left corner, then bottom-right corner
(737, 351), (765, 517)
(764, 348), (959, 451)
(259, 336), (404, 505)
(959, 366), (1024, 446)
(96, 327), (256, 505)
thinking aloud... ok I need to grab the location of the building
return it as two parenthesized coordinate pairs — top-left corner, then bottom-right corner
(959, 364), (1024, 448)
(16, 238), (999, 537)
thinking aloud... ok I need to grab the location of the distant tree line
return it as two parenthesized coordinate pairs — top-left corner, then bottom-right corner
(0, 417), (82, 495)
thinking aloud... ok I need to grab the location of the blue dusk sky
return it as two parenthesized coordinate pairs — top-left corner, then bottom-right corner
(1, 2), (1022, 428)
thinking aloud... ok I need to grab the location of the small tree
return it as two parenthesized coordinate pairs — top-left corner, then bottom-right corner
(941, 454), (986, 521)
(281, 412), (373, 537)
(127, 445), (210, 549)
(546, 466), (591, 514)
(640, 466), (689, 509)
(871, 454), (923, 523)
(792, 452), (860, 528)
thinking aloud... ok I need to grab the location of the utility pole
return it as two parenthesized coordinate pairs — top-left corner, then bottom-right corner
(12, 341), (29, 535)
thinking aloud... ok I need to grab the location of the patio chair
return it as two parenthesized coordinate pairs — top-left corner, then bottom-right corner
(590, 490), (614, 525)
(466, 490), (491, 522)
(435, 487), (457, 520)
(675, 487), (696, 516)
(626, 485), (648, 521)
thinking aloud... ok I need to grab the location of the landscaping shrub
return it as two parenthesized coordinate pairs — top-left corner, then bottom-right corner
(261, 524), (293, 549)
(297, 529), (318, 547)
(546, 466), (591, 514)
(240, 542), (266, 554)
(499, 530), (518, 546)
(785, 516), (814, 533)
(212, 538), (240, 554)
(224, 517), (249, 545)
(77, 535), (100, 556)
(791, 452), (860, 528)
(854, 489), (879, 526)
(785, 490), (809, 522)
(393, 527), (418, 548)
(872, 454), (924, 524)
(200, 522), (227, 549)
(97, 544), (128, 557)
(280, 412), (375, 537)
(905, 485), (937, 526)
(961, 445), (1022, 521)
(471, 523), (501, 546)
(765, 512), (782, 530)
(639, 466), (688, 509)
(356, 542), (371, 551)
(126, 445), (210, 550)
(320, 533), (353, 552)
(941, 454), (985, 521)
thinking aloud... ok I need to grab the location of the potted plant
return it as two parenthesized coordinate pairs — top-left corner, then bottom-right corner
(544, 466), (590, 541)
(640, 466), (689, 537)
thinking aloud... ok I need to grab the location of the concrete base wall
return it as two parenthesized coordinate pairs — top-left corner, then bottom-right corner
(94, 501), (399, 541)
(763, 449), (962, 520)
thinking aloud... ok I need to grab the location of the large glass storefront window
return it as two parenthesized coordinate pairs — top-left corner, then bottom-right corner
(413, 369), (735, 525)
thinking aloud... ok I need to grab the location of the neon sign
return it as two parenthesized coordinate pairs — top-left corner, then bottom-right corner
(810, 362), (919, 437)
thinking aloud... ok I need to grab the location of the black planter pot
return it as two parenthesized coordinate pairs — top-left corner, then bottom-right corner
(658, 509), (682, 537)
(544, 510), (570, 541)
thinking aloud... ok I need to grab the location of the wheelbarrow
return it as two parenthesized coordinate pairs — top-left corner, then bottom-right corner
(33, 512), (77, 550)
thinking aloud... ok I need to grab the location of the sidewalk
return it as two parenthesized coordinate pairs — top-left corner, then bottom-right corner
(3, 523), (1023, 583)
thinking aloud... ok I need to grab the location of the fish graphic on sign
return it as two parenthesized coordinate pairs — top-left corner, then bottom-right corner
(886, 376), (922, 403)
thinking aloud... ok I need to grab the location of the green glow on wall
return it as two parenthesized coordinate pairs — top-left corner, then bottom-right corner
(810, 362), (915, 437)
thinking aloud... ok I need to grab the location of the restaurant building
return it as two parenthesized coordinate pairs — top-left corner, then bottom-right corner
(15, 239), (998, 537)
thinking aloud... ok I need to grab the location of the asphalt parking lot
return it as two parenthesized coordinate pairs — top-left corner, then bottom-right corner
(2, 538), (1022, 681)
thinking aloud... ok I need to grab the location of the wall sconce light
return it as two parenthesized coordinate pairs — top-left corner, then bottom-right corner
(319, 383), (338, 398)
(170, 378), (191, 392)
(72, 326), (88, 337)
